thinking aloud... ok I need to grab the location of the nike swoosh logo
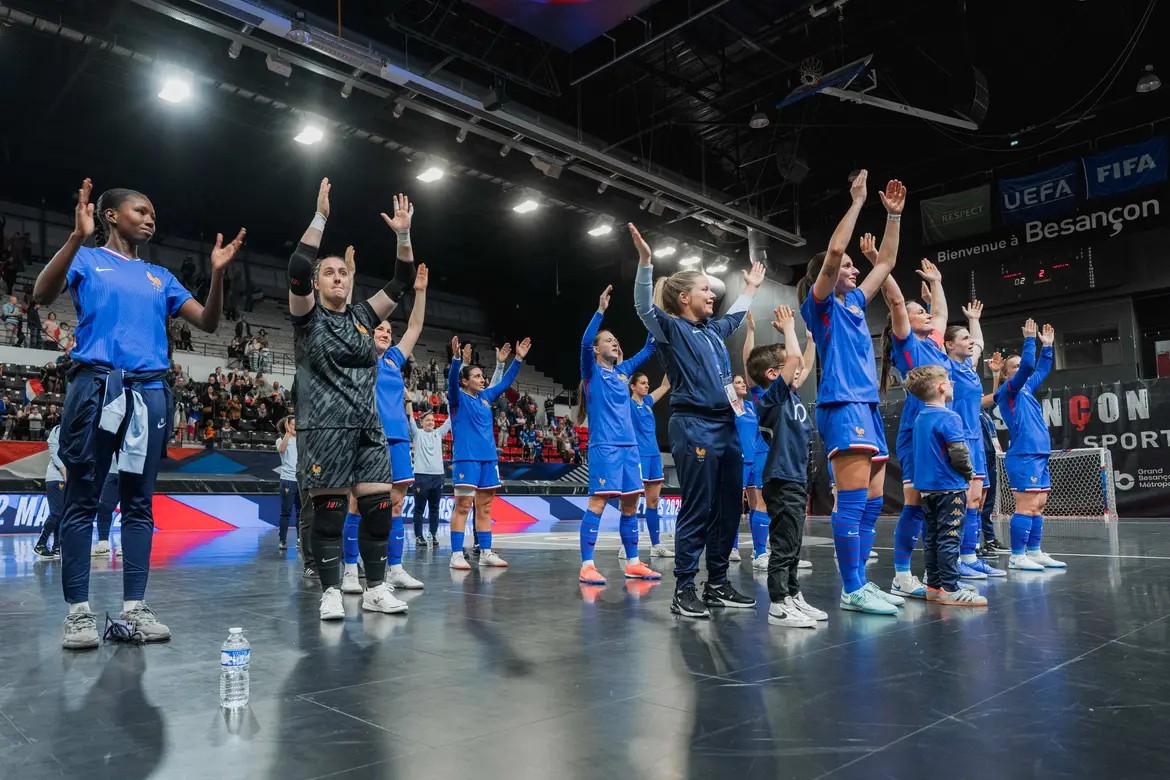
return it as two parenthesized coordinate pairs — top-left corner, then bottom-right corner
(322, 557), (339, 563)
(95, 267), (114, 272)
(380, 557), (388, 562)
(156, 420), (166, 428)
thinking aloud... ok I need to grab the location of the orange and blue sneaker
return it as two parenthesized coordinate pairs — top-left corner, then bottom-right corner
(579, 563), (607, 586)
(623, 561), (662, 580)
(925, 586), (941, 602)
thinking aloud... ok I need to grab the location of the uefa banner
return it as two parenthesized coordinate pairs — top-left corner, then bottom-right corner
(998, 161), (1081, 225)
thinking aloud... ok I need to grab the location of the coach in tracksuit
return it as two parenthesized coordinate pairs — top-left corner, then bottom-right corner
(630, 223), (767, 619)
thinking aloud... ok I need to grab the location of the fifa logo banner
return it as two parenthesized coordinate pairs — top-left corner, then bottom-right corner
(1083, 136), (1168, 200)
(920, 184), (992, 245)
(999, 162), (1081, 225)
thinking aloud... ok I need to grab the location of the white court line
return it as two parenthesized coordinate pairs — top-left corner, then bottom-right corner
(868, 545), (1170, 561)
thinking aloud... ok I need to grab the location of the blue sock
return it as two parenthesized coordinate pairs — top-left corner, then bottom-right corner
(580, 510), (601, 562)
(1009, 513), (1031, 555)
(749, 510), (769, 557)
(893, 504), (924, 573)
(1027, 514), (1044, 552)
(387, 516), (404, 566)
(833, 489), (867, 593)
(619, 514), (639, 560)
(451, 530), (465, 554)
(645, 507), (661, 546)
(342, 512), (361, 564)
(857, 497), (882, 584)
(480, 530), (492, 550)
(961, 508), (980, 557)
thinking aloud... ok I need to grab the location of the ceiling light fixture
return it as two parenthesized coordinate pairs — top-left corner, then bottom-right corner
(1137, 64), (1162, 93)
(705, 258), (729, 274)
(587, 214), (615, 237)
(265, 53), (292, 78)
(416, 155), (446, 183)
(294, 119), (325, 145)
(228, 40), (243, 59)
(512, 188), (540, 214)
(749, 110), (770, 129)
(287, 11), (312, 44)
(157, 75), (192, 104)
(679, 252), (702, 268)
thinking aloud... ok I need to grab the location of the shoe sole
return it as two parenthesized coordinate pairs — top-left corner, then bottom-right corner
(959, 572), (988, 580)
(624, 573), (662, 580)
(140, 631), (172, 642)
(391, 582), (425, 590)
(450, 564), (472, 571)
(980, 570), (1008, 577)
(703, 599), (756, 609)
(341, 586), (364, 594)
(320, 611), (345, 621)
(936, 598), (988, 607)
(362, 603), (409, 614)
(1009, 564), (1046, 571)
(579, 573), (607, 585)
(479, 562), (509, 568)
(892, 588), (928, 600)
(840, 602), (898, 615)
(794, 609), (829, 621)
(670, 604), (711, 619)
(62, 638), (101, 650)
(768, 615), (816, 628)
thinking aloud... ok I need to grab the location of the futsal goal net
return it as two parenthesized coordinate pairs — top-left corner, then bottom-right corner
(992, 448), (1117, 521)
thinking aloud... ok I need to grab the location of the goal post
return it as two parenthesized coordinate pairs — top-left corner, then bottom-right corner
(992, 447), (1117, 521)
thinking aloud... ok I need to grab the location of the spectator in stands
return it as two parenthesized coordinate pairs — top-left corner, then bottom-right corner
(203, 420), (217, 448)
(519, 424), (537, 460)
(255, 402), (275, 432)
(271, 381), (285, 401)
(227, 336), (242, 366)
(45, 403), (61, 431)
(256, 328), (268, 347)
(246, 338), (262, 372)
(0, 394), (11, 439)
(28, 405), (44, 440)
(43, 312), (60, 346)
(180, 255), (196, 289)
(495, 409), (508, 450)
(26, 301), (42, 349)
(178, 322), (193, 351)
(3, 295), (21, 344)
(427, 358), (439, 391)
(186, 403), (201, 441)
(227, 396), (242, 426)
(520, 392), (537, 420)
(254, 373), (272, 398)
(235, 313), (251, 342)
(41, 362), (61, 394)
(1, 255), (17, 295)
(57, 322), (75, 353)
(14, 405), (27, 439)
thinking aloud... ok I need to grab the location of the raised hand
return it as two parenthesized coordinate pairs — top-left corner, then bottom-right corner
(859, 232), (878, 263)
(916, 258), (941, 284)
(745, 310), (755, 331)
(515, 337), (532, 360)
(74, 178), (95, 239)
(743, 260), (766, 290)
(413, 263), (428, 291)
(628, 223), (652, 265)
(380, 194), (414, 234)
(1022, 318), (1037, 338)
(770, 305), (795, 333)
(987, 351), (1004, 374)
(211, 228), (247, 271)
(1040, 323), (1055, 346)
(598, 284), (613, 313)
(919, 280), (932, 306)
(461, 343), (472, 364)
(450, 335), (460, 358)
(962, 299), (983, 320)
(849, 169), (868, 205)
(344, 244), (355, 270)
(495, 342), (512, 363)
(879, 179), (907, 215)
(316, 178), (331, 219)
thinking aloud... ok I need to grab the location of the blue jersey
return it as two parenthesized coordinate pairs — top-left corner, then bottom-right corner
(448, 356), (522, 461)
(634, 265), (747, 414)
(892, 331), (948, 432)
(995, 338), (1053, 456)
(735, 388), (768, 459)
(756, 380), (813, 484)
(912, 405), (969, 492)
(629, 395), (659, 458)
(947, 356), (984, 438)
(67, 246), (191, 372)
(375, 346), (409, 443)
(581, 313), (656, 447)
(800, 287), (878, 404)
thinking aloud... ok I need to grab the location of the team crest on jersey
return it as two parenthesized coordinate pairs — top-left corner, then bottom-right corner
(1031, 476), (1037, 484)
(146, 271), (163, 291)
(952, 508), (963, 517)
(618, 374), (627, 382)
(694, 447), (706, 462)
(481, 398), (489, 407)
(599, 478), (606, 486)
(355, 323), (369, 335)
(311, 464), (322, 475)
(458, 472), (465, 480)
(854, 426), (865, 436)
(848, 304), (861, 314)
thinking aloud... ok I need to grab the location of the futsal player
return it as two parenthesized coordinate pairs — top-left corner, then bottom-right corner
(447, 335), (531, 570)
(287, 178), (421, 620)
(735, 311), (769, 567)
(277, 415), (299, 551)
(871, 248), (950, 599)
(34, 424), (65, 559)
(631, 223), (766, 619)
(943, 300), (1006, 579)
(35, 178), (244, 649)
(995, 320), (1065, 570)
(627, 370), (672, 560)
(796, 170), (906, 615)
(576, 284), (662, 586)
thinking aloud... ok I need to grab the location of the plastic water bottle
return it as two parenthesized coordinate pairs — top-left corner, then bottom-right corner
(219, 627), (250, 709)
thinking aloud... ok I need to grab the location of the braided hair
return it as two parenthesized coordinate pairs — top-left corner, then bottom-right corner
(92, 188), (145, 247)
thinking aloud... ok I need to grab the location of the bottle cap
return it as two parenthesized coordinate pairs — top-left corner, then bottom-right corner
(229, 627), (243, 633)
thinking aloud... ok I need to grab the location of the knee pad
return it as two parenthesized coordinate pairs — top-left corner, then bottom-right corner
(311, 495), (348, 538)
(356, 493), (393, 540)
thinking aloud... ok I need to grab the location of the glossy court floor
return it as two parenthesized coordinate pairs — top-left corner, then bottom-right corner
(1, 517), (1168, 780)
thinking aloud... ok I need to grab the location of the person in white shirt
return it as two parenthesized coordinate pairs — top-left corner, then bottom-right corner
(277, 415), (299, 551)
(35, 425), (66, 558)
(407, 399), (452, 546)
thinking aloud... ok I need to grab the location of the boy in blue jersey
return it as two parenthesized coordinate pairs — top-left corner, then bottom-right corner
(747, 306), (828, 628)
(576, 285), (662, 586)
(34, 178), (244, 649)
(631, 225), (766, 618)
(797, 171), (906, 616)
(627, 371), (672, 560)
(447, 335), (530, 571)
(905, 366), (988, 606)
(995, 320), (1065, 571)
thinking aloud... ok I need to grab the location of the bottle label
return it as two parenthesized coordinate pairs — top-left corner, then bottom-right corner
(221, 648), (250, 668)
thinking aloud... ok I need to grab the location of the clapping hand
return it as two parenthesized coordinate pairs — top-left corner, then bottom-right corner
(849, 169), (868, 205)
(211, 228), (247, 271)
(859, 233), (878, 263)
(1039, 324), (1055, 347)
(770, 305), (796, 333)
(628, 224), (652, 265)
(743, 261), (766, 290)
(495, 342), (512, 363)
(516, 337), (532, 360)
(962, 299), (983, 320)
(1022, 318), (1037, 338)
(316, 178), (331, 219)
(879, 179), (907, 215)
(380, 194), (414, 234)
(74, 179), (95, 239)
(598, 284), (613, 313)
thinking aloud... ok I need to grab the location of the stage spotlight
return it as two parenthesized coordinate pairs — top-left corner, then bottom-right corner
(653, 238), (678, 258)
(587, 214), (615, 237)
(294, 121), (325, 145)
(157, 76), (192, 104)
(1137, 64), (1162, 93)
(679, 252), (702, 267)
(416, 156), (446, 183)
(512, 188), (540, 214)
(705, 257), (729, 274)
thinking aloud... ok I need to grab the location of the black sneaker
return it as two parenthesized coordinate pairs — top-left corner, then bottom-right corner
(702, 580), (756, 609)
(985, 539), (1010, 554)
(670, 583), (710, 619)
(427, 534), (439, 548)
(414, 536), (427, 547)
(278, 539), (288, 550)
(34, 542), (55, 559)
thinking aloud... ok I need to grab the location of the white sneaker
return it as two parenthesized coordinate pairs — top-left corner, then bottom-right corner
(479, 550), (509, 568)
(449, 552), (472, 571)
(891, 574), (928, 600)
(768, 599), (816, 628)
(867, 550), (879, 561)
(340, 569), (363, 594)
(790, 592), (828, 621)
(651, 543), (675, 558)
(798, 559), (812, 570)
(1009, 554), (1045, 571)
(387, 567), (424, 590)
(729, 548), (742, 563)
(1027, 550), (1067, 569)
(91, 540), (111, 557)
(319, 587), (344, 620)
(752, 551), (770, 571)
(362, 583), (408, 614)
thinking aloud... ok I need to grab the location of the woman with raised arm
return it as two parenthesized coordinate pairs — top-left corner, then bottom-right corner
(576, 284), (662, 587)
(628, 371), (672, 561)
(631, 223), (766, 619)
(447, 335), (530, 570)
(796, 171), (907, 616)
(33, 178), (244, 649)
(943, 300), (1005, 584)
(870, 248), (951, 600)
(737, 310), (772, 568)
(995, 320), (1065, 571)
(287, 178), (420, 621)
